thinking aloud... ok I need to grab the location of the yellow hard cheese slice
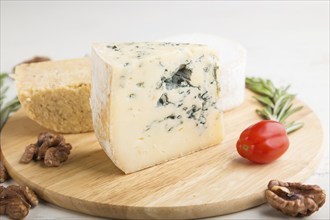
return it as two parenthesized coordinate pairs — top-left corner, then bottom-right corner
(14, 58), (92, 133)
(91, 42), (224, 173)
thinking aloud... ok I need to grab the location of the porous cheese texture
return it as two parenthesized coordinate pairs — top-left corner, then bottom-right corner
(161, 33), (247, 111)
(91, 42), (224, 174)
(14, 58), (93, 133)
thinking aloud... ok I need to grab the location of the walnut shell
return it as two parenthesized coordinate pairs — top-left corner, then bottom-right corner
(265, 180), (326, 217)
(0, 185), (38, 219)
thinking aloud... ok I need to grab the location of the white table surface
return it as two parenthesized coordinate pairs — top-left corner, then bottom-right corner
(1, 1), (329, 219)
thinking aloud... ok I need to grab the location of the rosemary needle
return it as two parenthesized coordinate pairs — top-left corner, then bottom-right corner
(245, 77), (304, 134)
(0, 73), (21, 131)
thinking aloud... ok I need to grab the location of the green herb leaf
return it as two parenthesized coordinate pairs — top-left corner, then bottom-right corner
(0, 73), (21, 131)
(246, 77), (304, 134)
(253, 96), (274, 107)
(285, 121), (304, 134)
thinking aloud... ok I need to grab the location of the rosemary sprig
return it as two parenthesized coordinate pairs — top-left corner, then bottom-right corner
(0, 73), (21, 131)
(246, 77), (304, 134)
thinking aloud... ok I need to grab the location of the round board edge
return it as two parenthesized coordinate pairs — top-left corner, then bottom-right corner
(0, 91), (325, 219)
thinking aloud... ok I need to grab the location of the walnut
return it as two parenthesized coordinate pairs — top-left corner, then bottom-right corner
(20, 132), (71, 167)
(19, 144), (38, 164)
(0, 159), (8, 182)
(265, 180), (326, 217)
(36, 132), (64, 160)
(6, 185), (39, 207)
(37, 131), (64, 146)
(20, 56), (50, 64)
(0, 185), (38, 220)
(44, 143), (72, 167)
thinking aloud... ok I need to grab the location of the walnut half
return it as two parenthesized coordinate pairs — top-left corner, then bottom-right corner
(0, 185), (38, 220)
(265, 180), (326, 217)
(0, 159), (8, 183)
(19, 132), (72, 167)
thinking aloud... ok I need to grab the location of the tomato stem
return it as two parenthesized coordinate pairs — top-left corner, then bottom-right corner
(243, 145), (249, 151)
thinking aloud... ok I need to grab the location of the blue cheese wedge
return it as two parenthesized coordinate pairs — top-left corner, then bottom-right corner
(91, 42), (224, 173)
(161, 33), (247, 111)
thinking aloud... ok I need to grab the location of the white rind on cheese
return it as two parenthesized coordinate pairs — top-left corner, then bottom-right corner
(14, 58), (93, 133)
(160, 33), (247, 111)
(91, 42), (224, 174)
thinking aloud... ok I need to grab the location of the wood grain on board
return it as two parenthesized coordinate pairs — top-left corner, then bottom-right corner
(1, 90), (324, 219)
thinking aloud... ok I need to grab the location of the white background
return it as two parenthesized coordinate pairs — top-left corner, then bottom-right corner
(1, 1), (329, 219)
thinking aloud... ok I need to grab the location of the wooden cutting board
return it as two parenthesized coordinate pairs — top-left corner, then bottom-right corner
(1, 90), (324, 219)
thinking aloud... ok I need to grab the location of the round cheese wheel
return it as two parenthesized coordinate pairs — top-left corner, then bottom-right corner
(160, 33), (247, 111)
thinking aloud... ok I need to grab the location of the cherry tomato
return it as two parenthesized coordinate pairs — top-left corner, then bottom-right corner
(236, 120), (289, 163)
